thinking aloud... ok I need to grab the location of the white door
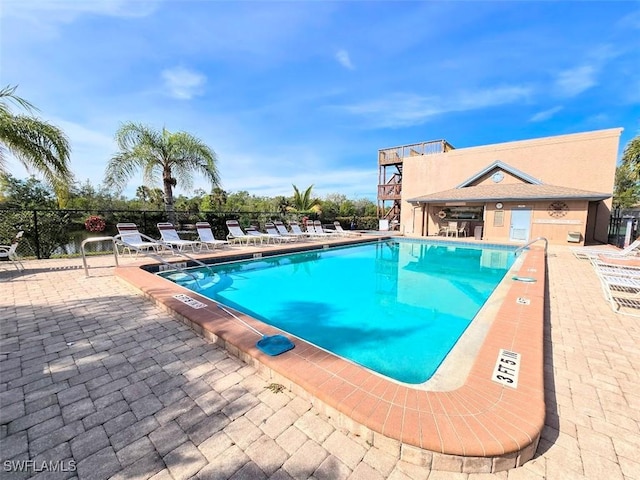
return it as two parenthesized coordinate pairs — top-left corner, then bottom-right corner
(510, 209), (531, 242)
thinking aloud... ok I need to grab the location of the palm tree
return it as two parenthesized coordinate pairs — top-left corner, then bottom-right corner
(291, 184), (320, 212)
(209, 187), (227, 210)
(0, 85), (73, 203)
(621, 135), (640, 180)
(105, 122), (220, 223)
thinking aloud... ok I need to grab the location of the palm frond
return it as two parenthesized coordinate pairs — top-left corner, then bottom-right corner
(0, 112), (72, 187)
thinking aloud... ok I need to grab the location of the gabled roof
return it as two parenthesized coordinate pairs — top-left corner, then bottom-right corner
(407, 183), (610, 204)
(455, 160), (542, 188)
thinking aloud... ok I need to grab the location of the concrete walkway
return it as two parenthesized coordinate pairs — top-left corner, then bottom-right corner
(0, 246), (639, 479)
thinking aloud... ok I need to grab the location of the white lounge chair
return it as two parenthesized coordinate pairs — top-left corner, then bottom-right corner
(289, 221), (313, 239)
(590, 255), (640, 316)
(225, 220), (261, 245)
(157, 222), (201, 253)
(591, 258), (640, 277)
(245, 226), (274, 244)
(195, 222), (228, 250)
(274, 220), (306, 241)
(265, 223), (296, 242)
(597, 271), (640, 317)
(333, 221), (359, 237)
(301, 222), (325, 238)
(571, 238), (640, 260)
(312, 220), (339, 238)
(0, 231), (25, 271)
(116, 223), (163, 256)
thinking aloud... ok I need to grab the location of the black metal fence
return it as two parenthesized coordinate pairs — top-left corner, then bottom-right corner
(0, 209), (379, 259)
(608, 206), (638, 247)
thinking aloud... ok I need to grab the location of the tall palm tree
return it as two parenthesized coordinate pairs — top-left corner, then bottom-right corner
(621, 135), (640, 180)
(0, 85), (73, 203)
(105, 122), (220, 223)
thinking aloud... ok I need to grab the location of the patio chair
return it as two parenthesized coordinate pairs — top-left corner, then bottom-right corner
(116, 223), (163, 256)
(437, 223), (449, 236)
(225, 220), (261, 245)
(457, 222), (469, 237)
(571, 238), (640, 260)
(447, 221), (459, 237)
(596, 271), (640, 317)
(265, 223), (296, 242)
(0, 231), (25, 271)
(195, 222), (229, 250)
(312, 220), (340, 238)
(333, 221), (359, 237)
(274, 220), (306, 241)
(289, 221), (313, 239)
(157, 222), (201, 253)
(245, 226), (275, 244)
(591, 259), (640, 278)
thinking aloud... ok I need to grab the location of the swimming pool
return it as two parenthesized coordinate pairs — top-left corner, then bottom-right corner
(159, 239), (516, 384)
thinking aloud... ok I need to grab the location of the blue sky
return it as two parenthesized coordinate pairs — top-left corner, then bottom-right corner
(2, 1), (639, 201)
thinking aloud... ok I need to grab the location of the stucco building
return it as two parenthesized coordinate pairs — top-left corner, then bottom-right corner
(377, 128), (623, 245)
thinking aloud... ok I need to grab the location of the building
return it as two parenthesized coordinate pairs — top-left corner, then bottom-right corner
(377, 128), (623, 245)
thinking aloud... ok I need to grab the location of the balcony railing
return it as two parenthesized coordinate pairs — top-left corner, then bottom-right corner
(378, 139), (454, 164)
(378, 183), (402, 200)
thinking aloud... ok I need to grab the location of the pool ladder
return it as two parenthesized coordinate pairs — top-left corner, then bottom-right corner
(514, 237), (548, 256)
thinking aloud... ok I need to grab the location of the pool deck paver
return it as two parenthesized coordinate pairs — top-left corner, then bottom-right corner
(0, 242), (639, 479)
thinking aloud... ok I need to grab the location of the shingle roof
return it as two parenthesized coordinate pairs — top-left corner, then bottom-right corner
(407, 183), (610, 203)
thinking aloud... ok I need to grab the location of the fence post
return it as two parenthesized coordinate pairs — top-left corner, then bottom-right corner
(33, 209), (41, 259)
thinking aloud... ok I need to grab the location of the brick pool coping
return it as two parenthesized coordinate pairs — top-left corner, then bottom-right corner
(115, 238), (545, 473)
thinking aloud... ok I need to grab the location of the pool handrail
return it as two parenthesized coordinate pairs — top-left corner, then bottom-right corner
(515, 236), (548, 256)
(81, 236), (119, 277)
(114, 232), (214, 282)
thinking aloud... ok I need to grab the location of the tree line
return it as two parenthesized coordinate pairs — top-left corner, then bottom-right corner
(0, 85), (376, 220)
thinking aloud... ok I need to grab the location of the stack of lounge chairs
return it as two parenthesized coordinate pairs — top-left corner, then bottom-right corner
(581, 238), (640, 316)
(571, 238), (640, 260)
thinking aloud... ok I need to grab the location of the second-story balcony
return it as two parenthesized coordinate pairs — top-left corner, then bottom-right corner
(378, 183), (402, 200)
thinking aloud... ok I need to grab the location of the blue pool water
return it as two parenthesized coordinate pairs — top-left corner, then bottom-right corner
(159, 239), (516, 384)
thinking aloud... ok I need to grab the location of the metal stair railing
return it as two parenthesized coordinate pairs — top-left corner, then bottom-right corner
(514, 237), (548, 256)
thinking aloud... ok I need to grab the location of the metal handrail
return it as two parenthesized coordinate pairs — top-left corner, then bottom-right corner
(81, 236), (119, 277)
(113, 233), (213, 282)
(514, 237), (548, 256)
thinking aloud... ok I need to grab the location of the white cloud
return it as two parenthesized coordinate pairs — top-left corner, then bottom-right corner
(1, 0), (159, 19)
(336, 49), (355, 70)
(529, 106), (563, 123)
(340, 86), (532, 128)
(555, 65), (597, 97)
(161, 67), (207, 100)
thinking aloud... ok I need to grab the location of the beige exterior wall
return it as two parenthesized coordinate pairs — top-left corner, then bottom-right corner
(482, 200), (589, 243)
(400, 128), (622, 245)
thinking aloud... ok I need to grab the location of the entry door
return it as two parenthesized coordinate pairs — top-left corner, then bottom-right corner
(510, 209), (531, 242)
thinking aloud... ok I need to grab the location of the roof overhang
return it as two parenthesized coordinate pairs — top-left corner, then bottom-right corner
(407, 183), (611, 204)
